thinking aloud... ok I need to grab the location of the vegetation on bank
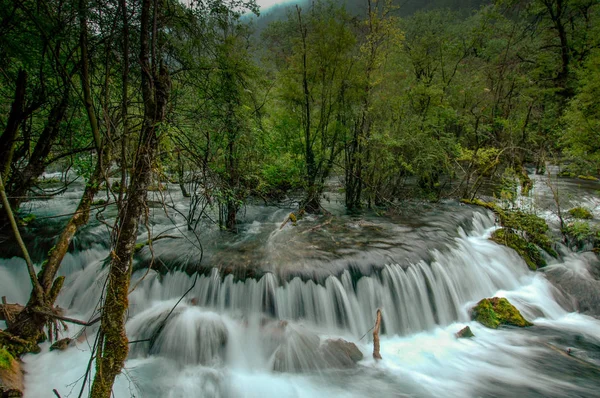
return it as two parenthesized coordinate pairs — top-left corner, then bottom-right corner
(462, 199), (557, 269)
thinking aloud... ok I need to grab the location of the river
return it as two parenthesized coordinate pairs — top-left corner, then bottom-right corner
(1, 170), (600, 397)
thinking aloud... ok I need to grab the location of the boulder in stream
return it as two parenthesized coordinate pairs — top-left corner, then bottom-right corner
(455, 326), (475, 338)
(272, 325), (363, 372)
(321, 338), (363, 368)
(471, 297), (533, 329)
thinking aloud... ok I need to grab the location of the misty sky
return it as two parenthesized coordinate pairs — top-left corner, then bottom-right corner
(256, 0), (296, 9)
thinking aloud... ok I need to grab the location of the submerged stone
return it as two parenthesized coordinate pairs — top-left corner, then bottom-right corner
(272, 326), (363, 372)
(455, 326), (474, 338)
(471, 297), (533, 329)
(321, 338), (363, 367)
(50, 338), (73, 351)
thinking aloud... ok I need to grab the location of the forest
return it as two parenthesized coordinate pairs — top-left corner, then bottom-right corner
(1, 0), (600, 397)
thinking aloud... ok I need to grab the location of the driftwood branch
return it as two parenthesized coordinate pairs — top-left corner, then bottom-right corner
(302, 217), (332, 234)
(0, 173), (45, 302)
(0, 297), (24, 327)
(373, 308), (382, 360)
(0, 298), (100, 328)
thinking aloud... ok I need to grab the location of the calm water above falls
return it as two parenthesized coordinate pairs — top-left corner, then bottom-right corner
(2, 177), (600, 397)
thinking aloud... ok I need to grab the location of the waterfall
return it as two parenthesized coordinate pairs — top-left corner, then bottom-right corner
(3, 206), (600, 397)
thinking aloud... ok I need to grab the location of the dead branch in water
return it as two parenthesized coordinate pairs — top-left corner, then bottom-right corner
(373, 308), (382, 360)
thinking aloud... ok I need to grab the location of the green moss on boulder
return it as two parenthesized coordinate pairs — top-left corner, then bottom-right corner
(471, 297), (533, 329)
(577, 175), (599, 181)
(491, 228), (545, 270)
(568, 207), (593, 220)
(558, 170), (576, 178)
(462, 198), (557, 262)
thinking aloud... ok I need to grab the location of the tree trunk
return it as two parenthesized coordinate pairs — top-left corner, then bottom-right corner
(0, 69), (27, 180)
(90, 0), (170, 394)
(7, 89), (69, 211)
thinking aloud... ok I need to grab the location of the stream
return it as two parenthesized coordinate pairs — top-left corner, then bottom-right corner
(1, 170), (600, 397)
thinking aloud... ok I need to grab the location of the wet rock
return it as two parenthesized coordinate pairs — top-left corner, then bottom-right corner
(272, 326), (363, 372)
(471, 297), (533, 329)
(50, 338), (73, 351)
(455, 326), (474, 338)
(0, 348), (23, 397)
(128, 306), (229, 365)
(321, 339), (363, 367)
(272, 327), (322, 372)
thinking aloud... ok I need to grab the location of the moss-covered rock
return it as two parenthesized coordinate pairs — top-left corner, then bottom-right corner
(462, 198), (557, 262)
(568, 207), (593, 220)
(455, 326), (474, 338)
(577, 175), (599, 181)
(491, 228), (545, 270)
(558, 170), (576, 178)
(562, 221), (600, 252)
(471, 297), (533, 329)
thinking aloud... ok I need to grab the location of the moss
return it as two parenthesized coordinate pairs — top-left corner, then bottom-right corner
(48, 276), (65, 304)
(92, 198), (107, 206)
(463, 198), (557, 260)
(577, 175), (599, 181)
(491, 228), (545, 270)
(147, 183), (165, 191)
(17, 213), (36, 226)
(471, 297), (533, 329)
(562, 221), (600, 251)
(461, 198), (500, 212)
(517, 167), (533, 196)
(134, 242), (146, 253)
(568, 207), (593, 220)
(0, 348), (13, 370)
(558, 170), (576, 178)
(0, 330), (40, 358)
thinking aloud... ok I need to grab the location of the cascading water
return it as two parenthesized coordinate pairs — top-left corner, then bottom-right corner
(2, 182), (600, 397)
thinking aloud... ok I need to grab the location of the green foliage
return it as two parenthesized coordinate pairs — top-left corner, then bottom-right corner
(562, 49), (600, 175)
(18, 213), (36, 225)
(471, 297), (533, 329)
(562, 221), (600, 252)
(259, 153), (303, 196)
(567, 207), (593, 220)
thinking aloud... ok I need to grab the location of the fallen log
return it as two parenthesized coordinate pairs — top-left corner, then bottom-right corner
(0, 297), (25, 328)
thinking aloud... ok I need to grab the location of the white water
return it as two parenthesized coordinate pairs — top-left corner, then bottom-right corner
(2, 209), (600, 397)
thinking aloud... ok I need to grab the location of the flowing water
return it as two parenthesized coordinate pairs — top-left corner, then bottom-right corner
(2, 173), (600, 397)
